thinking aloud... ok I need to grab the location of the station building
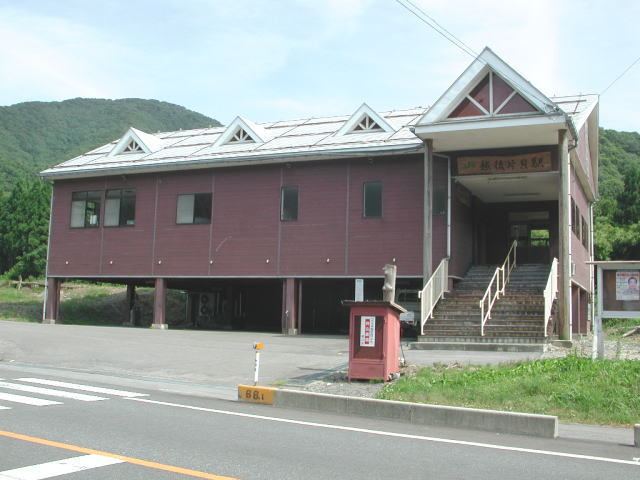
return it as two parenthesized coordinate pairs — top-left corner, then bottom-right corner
(41, 48), (598, 344)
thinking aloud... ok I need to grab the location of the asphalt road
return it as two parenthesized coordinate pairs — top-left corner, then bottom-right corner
(0, 321), (541, 391)
(0, 364), (638, 479)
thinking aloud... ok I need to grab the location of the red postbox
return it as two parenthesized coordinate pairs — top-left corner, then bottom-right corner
(342, 300), (406, 381)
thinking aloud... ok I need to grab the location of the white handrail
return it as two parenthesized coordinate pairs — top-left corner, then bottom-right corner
(418, 257), (449, 335)
(500, 240), (518, 295)
(543, 258), (559, 337)
(479, 240), (517, 336)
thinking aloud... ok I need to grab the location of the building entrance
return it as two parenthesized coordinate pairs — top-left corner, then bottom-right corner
(508, 211), (551, 264)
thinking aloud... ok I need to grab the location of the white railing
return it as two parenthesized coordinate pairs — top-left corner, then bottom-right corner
(479, 241), (517, 336)
(543, 258), (559, 337)
(418, 257), (449, 335)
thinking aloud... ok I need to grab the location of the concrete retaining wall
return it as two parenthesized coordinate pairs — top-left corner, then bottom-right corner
(273, 389), (558, 439)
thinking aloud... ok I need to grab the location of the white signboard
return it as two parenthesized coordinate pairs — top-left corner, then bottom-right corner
(355, 279), (364, 302)
(360, 316), (376, 347)
(616, 271), (640, 300)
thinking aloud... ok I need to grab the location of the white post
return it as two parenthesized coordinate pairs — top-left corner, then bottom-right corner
(254, 351), (260, 386)
(253, 341), (264, 385)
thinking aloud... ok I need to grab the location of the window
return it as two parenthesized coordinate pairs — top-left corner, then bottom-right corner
(122, 139), (145, 154)
(70, 191), (101, 228)
(105, 189), (136, 227)
(176, 193), (212, 224)
(351, 115), (383, 133)
(363, 181), (382, 218)
(227, 127), (255, 144)
(571, 198), (577, 235)
(280, 186), (298, 221)
(433, 180), (448, 216)
(581, 216), (589, 249)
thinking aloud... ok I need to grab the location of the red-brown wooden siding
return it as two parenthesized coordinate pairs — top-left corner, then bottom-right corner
(570, 165), (591, 290)
(48, 155), (442, 279)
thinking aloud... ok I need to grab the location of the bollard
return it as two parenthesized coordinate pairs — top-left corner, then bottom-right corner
(253, 342), (264, 385)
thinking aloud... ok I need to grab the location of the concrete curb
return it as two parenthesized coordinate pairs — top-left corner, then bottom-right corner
(635, 424), (639, 448)
(272, 389), (558, 439)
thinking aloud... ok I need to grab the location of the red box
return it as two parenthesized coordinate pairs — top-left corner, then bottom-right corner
(343, 301), (405, 381)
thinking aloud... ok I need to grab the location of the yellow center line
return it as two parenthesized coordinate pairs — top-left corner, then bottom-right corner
(0, 430), (238, 480)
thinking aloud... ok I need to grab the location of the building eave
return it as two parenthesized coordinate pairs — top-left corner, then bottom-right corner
(39, 142), (424, 181)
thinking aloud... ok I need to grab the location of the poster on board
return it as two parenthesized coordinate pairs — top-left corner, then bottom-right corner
(360, 316), (376, 347)
(615, 271), (640, 301)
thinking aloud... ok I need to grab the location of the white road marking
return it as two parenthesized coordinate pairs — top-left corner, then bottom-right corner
(16, 379), (147, 398)
(0, 392), (61, 407)
(127, 397), (640, 468)
(0, 381), (106, 402)
(0, 454), (123, 480)
(0, 405), (10, 410)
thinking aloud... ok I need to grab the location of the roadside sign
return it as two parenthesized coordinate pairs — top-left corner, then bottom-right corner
(360, 316), (376, 347)
(237, 385), (274, 405)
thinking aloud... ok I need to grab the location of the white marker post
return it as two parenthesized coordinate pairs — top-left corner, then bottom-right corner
(253, 342), (264, 386)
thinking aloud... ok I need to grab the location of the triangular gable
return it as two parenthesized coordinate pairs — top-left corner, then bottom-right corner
(108, 127), (164, 157)
(335, 103), (396, 136)
(214, 116), (271, 146)
(417, 47), (559, 126)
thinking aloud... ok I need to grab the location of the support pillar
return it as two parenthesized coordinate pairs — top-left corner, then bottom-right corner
(423, 139), (434, 284)
(558, 130), (572, 341)
(152, 278), (168, 329)
(282, 278), (298, 335)
(43, 277), (60, 324)
(124, 284), (136, 326)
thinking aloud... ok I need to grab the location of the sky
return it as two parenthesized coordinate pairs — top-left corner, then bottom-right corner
(0, 0), (639, 131)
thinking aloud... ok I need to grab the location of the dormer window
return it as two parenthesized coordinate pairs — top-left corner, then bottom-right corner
(122, 139), (145, 154)
(352, 115), (383, 133)
(335, 104), (396, 137)
(228, 127), (255, 144)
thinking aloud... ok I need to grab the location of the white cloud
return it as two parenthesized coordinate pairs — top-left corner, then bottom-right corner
(0, 7), (134, 104)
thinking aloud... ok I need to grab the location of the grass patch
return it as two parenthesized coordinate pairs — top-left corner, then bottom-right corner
(0, 284), (187, 327)
(604, 318), (640, 338)
(378, 355), (640, 425)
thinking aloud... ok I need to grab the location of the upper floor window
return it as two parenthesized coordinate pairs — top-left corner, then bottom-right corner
(122, 139), (145, 154)
(227, 127), (255, 144)
(281, 186), (298, 221)
(105, 189), (136, 227)
(581, 215), (589, 249)
(433, 180), (448, 216)
(351, 115), (383, 133)
(363, 181), (382, 218)
(176, 193), (212, 224)
(70, 191), (101, 228)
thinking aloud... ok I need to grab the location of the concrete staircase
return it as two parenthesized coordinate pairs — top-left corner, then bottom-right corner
(413, 264), (551, 352)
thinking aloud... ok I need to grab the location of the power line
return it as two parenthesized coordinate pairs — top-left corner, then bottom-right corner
(394, 0), (476, 59)
(601, 53), (640, 95)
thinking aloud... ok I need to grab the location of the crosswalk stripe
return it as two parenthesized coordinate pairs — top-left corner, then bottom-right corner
(0, 454), (123, 480)
(16, 379), (147, 398)
(0, 392), (61, 407)
(0, 381), (106, 402)
(0, 405), (11, 410)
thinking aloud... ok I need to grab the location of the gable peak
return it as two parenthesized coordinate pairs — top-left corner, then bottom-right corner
(336, 103), (396, 136)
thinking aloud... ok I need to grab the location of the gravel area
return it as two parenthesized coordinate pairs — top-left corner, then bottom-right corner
(285, 333), (640, 399)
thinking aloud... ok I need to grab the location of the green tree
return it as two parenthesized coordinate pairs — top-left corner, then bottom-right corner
(0, 178), (51, 278)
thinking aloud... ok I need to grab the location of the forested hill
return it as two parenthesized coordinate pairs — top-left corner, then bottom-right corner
(0, 98), (220, 192)
(595, 128), (640, 260)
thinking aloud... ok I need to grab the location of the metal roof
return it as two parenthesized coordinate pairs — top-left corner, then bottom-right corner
(41, 108), (427, 179)
(41, 94), (596, 180)
(550, 94), (599, 131)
